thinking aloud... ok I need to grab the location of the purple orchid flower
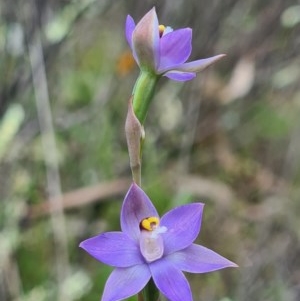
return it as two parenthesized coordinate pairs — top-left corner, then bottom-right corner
(125, 7), (225, 81)
(80, 183), (237, 301)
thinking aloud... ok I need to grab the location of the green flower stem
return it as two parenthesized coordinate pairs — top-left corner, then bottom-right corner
(138, 292), (144, 301)
(142, 278), (160, 301)
(131, 71), (161, 301)
(132, 71), (159, 125)
(128, 71), (159, 186)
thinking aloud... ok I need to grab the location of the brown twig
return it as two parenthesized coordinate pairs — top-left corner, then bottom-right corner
(27, 178), (131, 220)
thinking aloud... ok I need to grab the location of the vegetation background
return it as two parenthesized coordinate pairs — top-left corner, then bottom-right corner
(1, 0), (300, 300)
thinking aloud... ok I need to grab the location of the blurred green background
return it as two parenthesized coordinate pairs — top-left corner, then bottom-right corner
(1, 0), (300, 300)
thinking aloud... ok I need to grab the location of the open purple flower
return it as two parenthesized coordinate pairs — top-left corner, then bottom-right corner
(80, 183), (237, 301)
(125, 7), (225, 81)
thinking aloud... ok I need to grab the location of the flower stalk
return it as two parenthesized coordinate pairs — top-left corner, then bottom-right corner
(132, 71), (159, 125)
(142, 279), (159, 301)
(126, 71), (159, 185)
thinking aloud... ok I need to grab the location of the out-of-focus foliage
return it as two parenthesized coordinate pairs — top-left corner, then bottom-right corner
(0, 0), (300, 301)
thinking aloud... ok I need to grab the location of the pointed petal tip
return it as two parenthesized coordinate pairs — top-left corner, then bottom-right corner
(125, 15), (136, 49)
(121, 182), (158, 240)
(132, 6), (159, 70)
(125, 15), (134, 30)
(129, 181), (141, 192)
(223, 257), (238, 268)
(225, 261), (239, 270)
(149, 6), (157, 14)
(143, 7), (158, 24)
(230, 261), (239, 268)
(196, 202), (205, 208)
(167, 244), (238, 274)
(172, 53), (226, 74)
(214, 53), (227, 60)
(79, 240), (87, 249)
(125, 14), (133, 22)
(126, 182), (142, 198)
(140, 6), (158, 22)
(131, 181), (139, 188)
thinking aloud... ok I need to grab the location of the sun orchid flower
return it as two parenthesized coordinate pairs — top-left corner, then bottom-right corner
(80, 183), (237, 301)
(125, 7), (225, 81)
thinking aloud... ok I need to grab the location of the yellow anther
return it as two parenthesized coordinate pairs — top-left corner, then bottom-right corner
(141, 217), (160, 231)
(158, 25), (166, 37)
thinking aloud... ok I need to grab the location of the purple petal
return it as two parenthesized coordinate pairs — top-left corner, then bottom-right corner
(158, 28), (192, 72)
(101, 265), (151, 301)
(173, 54), (226, 73)
(161, 203), (204, 254)
(132, 7), (159, 70)
(79, 231), (144, 267)
(150, 258), (192, 301)
(163, 71), (196, 81)
(121, 183), (159, 241)
(167, 243), (238, 273)
(125, 15), (136, 49)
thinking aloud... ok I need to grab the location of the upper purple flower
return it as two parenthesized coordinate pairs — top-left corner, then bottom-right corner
(125, 7), (225, 81)
(80, 183), (237, 301)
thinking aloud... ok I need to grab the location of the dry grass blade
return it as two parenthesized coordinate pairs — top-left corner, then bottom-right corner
(27, 178), (131, 219)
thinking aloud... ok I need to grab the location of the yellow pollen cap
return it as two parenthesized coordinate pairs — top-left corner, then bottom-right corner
(159, 25), (165, 37)
(141, 217), (160, 231)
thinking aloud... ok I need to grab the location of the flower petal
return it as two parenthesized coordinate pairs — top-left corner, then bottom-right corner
(125, 15), (136, 49)
(132, 7), (159, 70)
(161, 203), (204, 254)
(158, 28), (192, 72)
(79, 231), (144, 267)
(174, 54), (226, 73)
(167, 243), (238, 273)
(121, 183), (159, 241)
(101, 265), (151, 301)
(163, 70), (196, 81)
(150, 258), (192, 301)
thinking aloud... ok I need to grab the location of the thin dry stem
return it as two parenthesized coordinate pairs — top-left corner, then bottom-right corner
(28, 26), (70, 301)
